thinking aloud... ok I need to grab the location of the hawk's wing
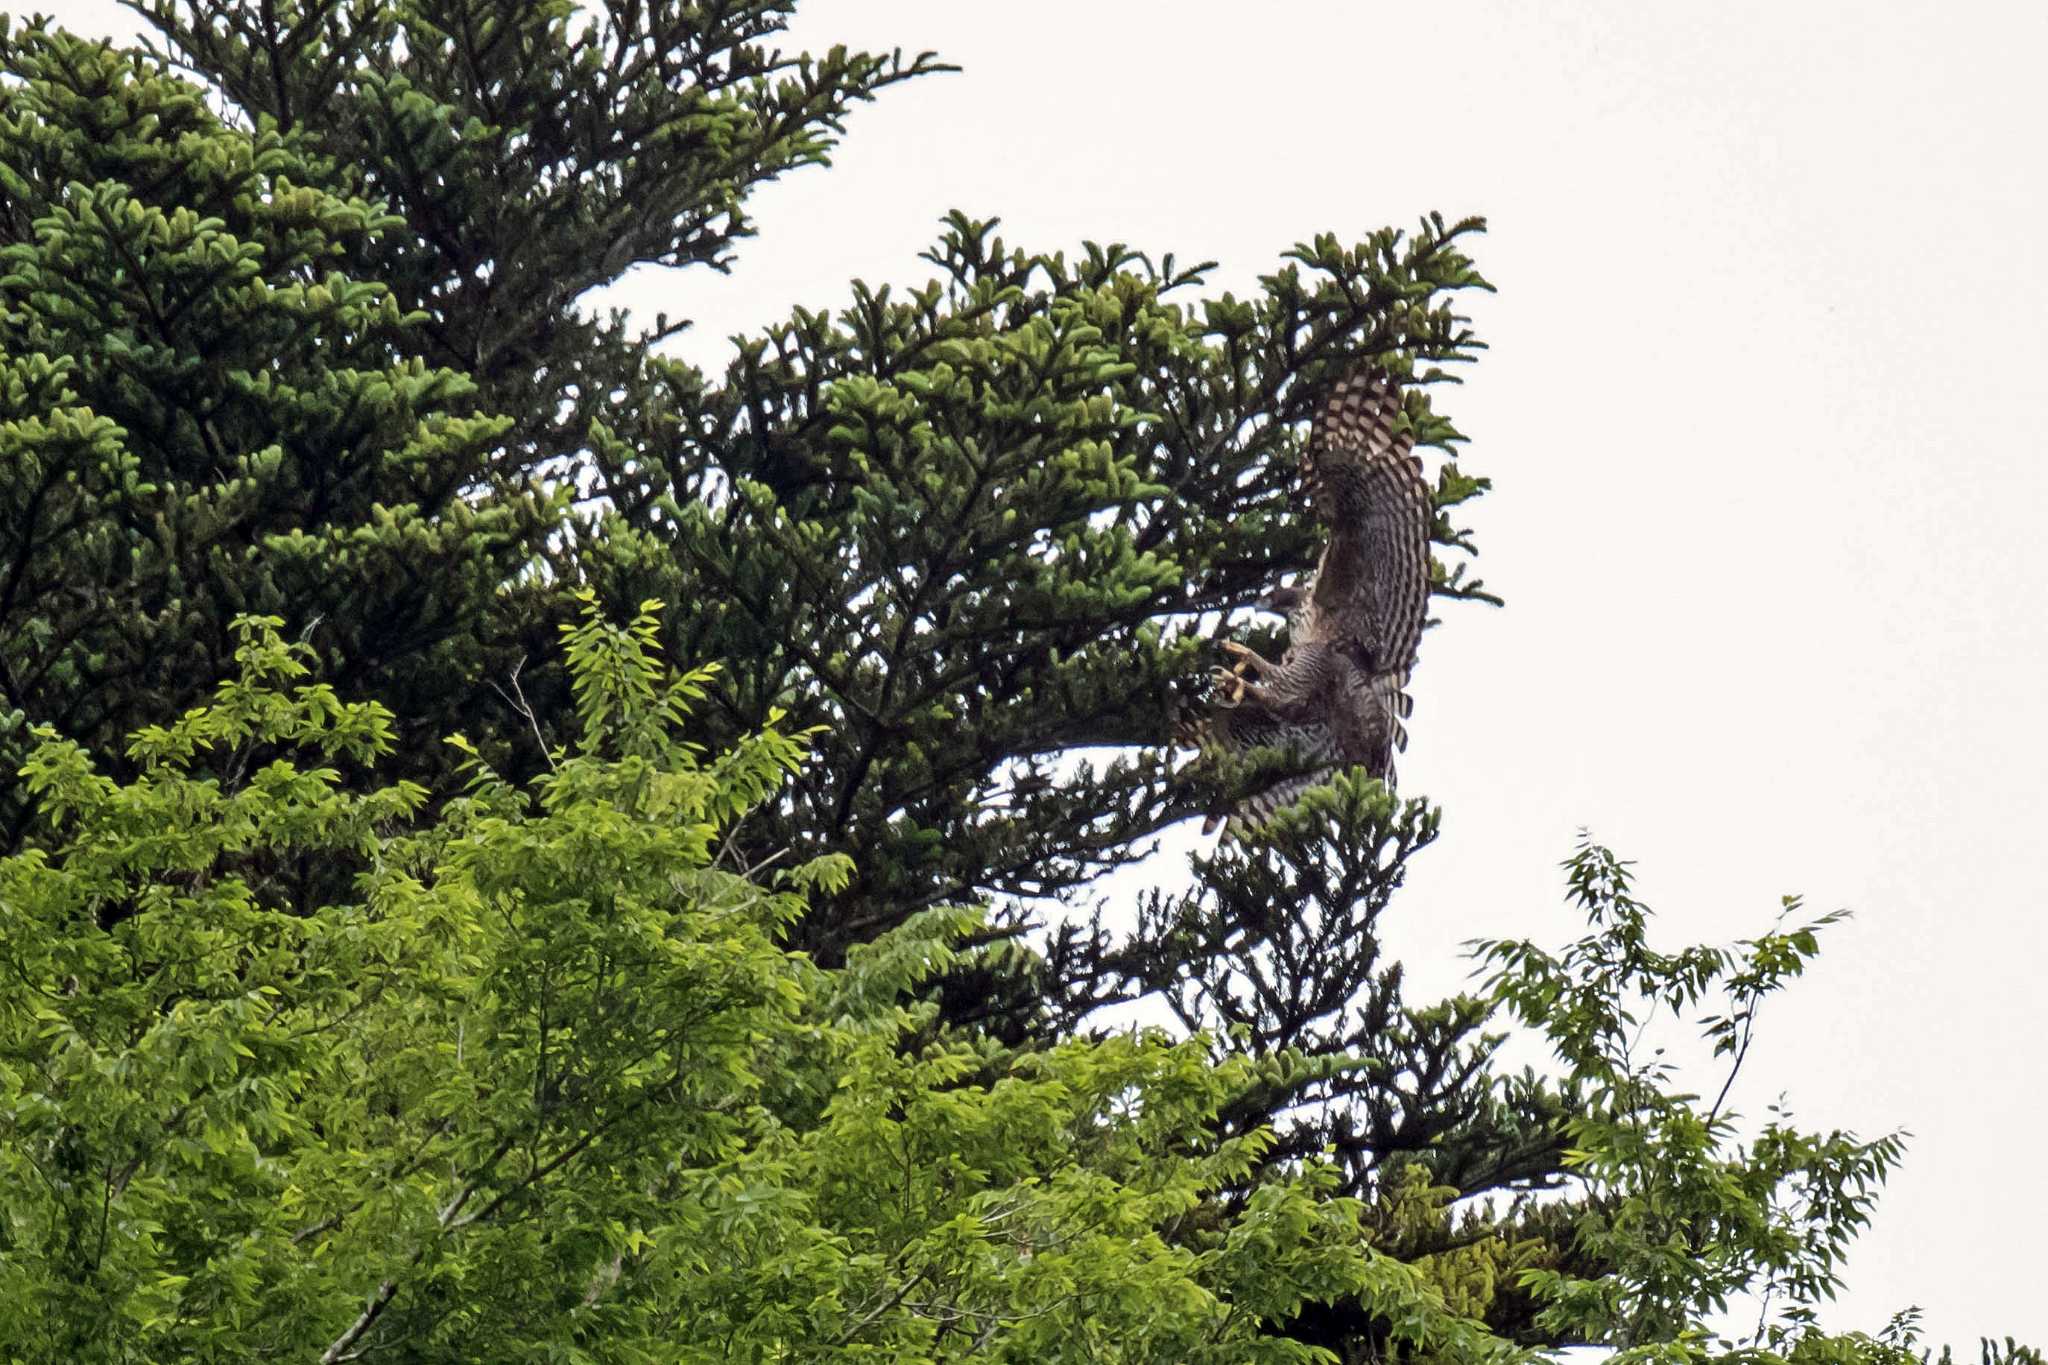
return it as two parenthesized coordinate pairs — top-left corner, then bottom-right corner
(1303, 369), (1431, 769)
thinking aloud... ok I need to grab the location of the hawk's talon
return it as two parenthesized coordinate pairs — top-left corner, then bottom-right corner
(1208, 666), (1247, 705)
(1220, 639), (1262, 671)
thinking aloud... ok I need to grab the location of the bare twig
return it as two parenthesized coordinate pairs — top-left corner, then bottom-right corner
(491, 656), (557, 771)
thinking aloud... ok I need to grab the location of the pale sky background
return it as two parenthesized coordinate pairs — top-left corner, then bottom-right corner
(57, 0), (2048, 1349)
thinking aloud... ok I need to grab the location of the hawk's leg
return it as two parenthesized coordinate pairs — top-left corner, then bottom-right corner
(1233, 676), (1318, 721)
(1220, 639), (1302, 706)
(1213, 640), (1284, 705)
(1219, 638), (1287, 691)
(1220, 639), (1284, 675)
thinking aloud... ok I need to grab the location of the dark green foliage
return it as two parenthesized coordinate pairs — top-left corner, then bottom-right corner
(126, 0), (949, 482)
(594, 212), (1495, 974)
(1139, 777), (1567, 1198)
(95, 0), (1494, 967)
(0, 22), (563, 846)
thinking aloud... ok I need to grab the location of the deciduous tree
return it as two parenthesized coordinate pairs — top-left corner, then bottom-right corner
(0, 605), (1497, 1362)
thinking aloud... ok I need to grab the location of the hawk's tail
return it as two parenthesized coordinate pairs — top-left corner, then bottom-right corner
(1207, 767), (1338, 838)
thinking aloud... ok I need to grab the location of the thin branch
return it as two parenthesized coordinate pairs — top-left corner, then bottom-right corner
(320, 1278), (397, 1364)
(490, 655), (557, 771)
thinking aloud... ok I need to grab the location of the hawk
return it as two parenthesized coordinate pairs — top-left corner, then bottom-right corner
(1201, 366), (1433, 835)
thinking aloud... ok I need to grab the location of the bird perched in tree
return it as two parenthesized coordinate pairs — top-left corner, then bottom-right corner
(1200, 366), (1432, 835)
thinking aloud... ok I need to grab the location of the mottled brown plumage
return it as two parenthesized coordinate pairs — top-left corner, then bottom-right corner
(1201, 367), (1432, 834)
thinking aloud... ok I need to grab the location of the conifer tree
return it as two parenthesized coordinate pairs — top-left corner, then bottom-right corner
(107, 0), (1496, 965)
(0, 23), (562, 849)
(87, 3), (1522, 1191)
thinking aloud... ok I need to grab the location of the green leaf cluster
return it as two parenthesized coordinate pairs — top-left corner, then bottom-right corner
(0, 606), (1489, 1362)
(1475, 840), (1909, 1355)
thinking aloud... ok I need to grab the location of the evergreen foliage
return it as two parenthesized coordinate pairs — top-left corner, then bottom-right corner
(96, 0), (1497, 960)
(0, 5), (2030, 1360)
(601, 209), (1495, 978)
(0, 23), (564, 845)
(123, 0), (948, 487)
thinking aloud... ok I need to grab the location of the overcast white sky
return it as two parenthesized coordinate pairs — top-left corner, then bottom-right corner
(60, 0), (2048, 1349)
